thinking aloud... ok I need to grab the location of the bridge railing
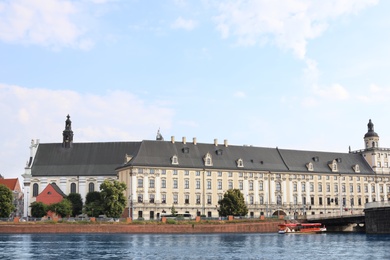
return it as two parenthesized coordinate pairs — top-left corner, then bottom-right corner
(306, 210), (364, 221)
(365, 201), (390, 209)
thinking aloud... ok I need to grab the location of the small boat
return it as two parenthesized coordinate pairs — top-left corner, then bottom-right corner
(278, 223), (326, 234)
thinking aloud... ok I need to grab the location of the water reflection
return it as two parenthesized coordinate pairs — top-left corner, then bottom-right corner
(1, 233), (390, 259)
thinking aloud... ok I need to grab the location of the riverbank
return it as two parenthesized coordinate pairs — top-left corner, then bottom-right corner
(0, 221), (282, 234)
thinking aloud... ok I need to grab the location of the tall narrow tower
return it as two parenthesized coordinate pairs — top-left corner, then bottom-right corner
(364, 119), (379, 149)
(62, 114), (74, 148)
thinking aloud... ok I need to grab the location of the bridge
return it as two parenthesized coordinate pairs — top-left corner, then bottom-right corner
(302, 211), (365, 231)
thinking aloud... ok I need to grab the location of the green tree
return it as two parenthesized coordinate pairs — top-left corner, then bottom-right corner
(0, 184), (15, 218)
(30, 201), (47, 218)
(84, 191), (104, 217)
(67, 193), (83, 217)
(48, 199), (72, 218)
(218, 189), (248, 217)
(100, 180), (127, 218)
(170, 205), (177, 216)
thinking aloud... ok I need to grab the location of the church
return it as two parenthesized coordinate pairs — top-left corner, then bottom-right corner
(22, 116), (390, 220)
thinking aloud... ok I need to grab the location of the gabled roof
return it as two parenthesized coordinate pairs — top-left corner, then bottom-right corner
(49, 183), (67, 198)
(32, 142), (141, 177)
(0, 178), (21, 192)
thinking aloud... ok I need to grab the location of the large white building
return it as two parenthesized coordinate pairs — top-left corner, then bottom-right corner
(23, 116), (390, 219)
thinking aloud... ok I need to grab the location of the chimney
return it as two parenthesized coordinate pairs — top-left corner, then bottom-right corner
(214, 138), (218, 146)
(193, 137), (197, 145)
(182, 137), (186, 144)
(224, 139), (228, 147)
(171, 136), (175, 143)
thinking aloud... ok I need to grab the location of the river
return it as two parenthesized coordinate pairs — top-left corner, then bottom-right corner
(0, 233), (389, 259)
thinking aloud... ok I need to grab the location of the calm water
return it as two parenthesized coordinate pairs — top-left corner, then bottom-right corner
(0, 233), (389, 259)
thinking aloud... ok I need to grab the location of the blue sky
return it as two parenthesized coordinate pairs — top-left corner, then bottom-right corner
(1, 0), (390, 180)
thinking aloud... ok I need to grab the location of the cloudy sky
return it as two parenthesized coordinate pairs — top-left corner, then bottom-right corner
(1, 0), (390, 181)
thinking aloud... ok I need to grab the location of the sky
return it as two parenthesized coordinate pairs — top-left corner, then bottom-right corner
(1, 0), (390, 181)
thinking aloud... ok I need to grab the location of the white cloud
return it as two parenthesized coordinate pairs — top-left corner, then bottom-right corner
(171, 16), (198, 31)
(0, 0), (95, 49)
(314, 83), (350, 100)
(234, 91), (246, 98)
(356, 84), (390, 103)
(0, 83), (174, 179)
(214, 0), (378, 59)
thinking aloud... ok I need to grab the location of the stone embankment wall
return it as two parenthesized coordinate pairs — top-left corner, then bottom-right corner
(0, 222), (281, 234)
(365, 206), (390, 234)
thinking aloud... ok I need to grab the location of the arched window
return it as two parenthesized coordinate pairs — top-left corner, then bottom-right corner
(70, 183), (76, 193)
(33, 183), (39, 197)
(88, 182), (95, 192)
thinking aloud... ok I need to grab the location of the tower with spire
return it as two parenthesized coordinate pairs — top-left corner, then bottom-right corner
(62, 114), (74, 148)
(357, 119), (390, 175)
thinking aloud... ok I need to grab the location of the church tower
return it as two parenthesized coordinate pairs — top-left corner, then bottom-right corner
(364, 119), (379, 149)
(359, 119), (389, 175)
(62, 114), (74, 148)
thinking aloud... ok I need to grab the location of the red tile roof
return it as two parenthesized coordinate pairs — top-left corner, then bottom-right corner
(0, 178), (21, 192)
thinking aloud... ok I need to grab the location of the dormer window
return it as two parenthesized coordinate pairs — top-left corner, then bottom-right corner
(306, 162), (314, 171)
(237, 158), (244, 168)
(353, 164), (360, 173)
(204, 152), (213, 166)
(171, 155), (179, 165)
(182, 147), (190, 154)
(328, 160), (338, 172)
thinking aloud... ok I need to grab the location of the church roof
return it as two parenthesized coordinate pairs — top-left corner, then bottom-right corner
(31, 142), (141, 177)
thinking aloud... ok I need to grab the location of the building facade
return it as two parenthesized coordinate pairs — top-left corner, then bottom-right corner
(23, 116), (390, 220)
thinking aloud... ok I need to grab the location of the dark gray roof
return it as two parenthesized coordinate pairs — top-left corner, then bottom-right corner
(32, 142), (141, 177)
(50, 183), (67, 197)
(121, 140), (375, 174)
(121, 140), (288, 171)
(31, 139), (375, 176)
(278, 148), (373, 174)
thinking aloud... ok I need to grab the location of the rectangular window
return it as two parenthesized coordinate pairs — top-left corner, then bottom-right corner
(302, 183), (306, 192)
(173, 170), (178, 175)
(173, 179), (178, 189)
(207, 171), (211, 176)
(259, 181), (263, 191)
(365, 185), (368, 193)
(293, 183), (297, 192)
(196, 171), (200, 176)
(249, 181), (253, 191)
(161, 169), (166, 175)
(138, 178), (143, 188)
(161, 194), (166, 204)
(196, 180), (200, 189)
(357, 185), (361, 193)
(196, 195), (201, 204)
(260, 196), (264, 204)
(161, 179), (166, 188)
(319, 197), (323, 205)
(342, 184), (346, 193)
(149, 194), (155, 203)
(310, 183), (314, 192)
(207, 180), (212, 190)
(350, 184), (353, 193)
(149, 179), (155, 189)
(228, 172), (233, 177)
(318, 183), (322, 192)
(239, 181), (243, 190)
(218, 171), (222, 177)
(218, 180), (222, 190)
(185, 179), (189, 189)
(229, 181), (233, 189)
(326, 184), (330, 192)
(327, 197), (331, 205)
(173, 194), (178, 204)
(185, 170), (189, 175)
(207, 195), (212, 205)
(150, 169), (155, 174)
(334, 184), (338, 193)
(138, 194), (143, 203)
(310, 197), (314, 205)
(185, 195), (189, 204)
(249, 195), (254, 205)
